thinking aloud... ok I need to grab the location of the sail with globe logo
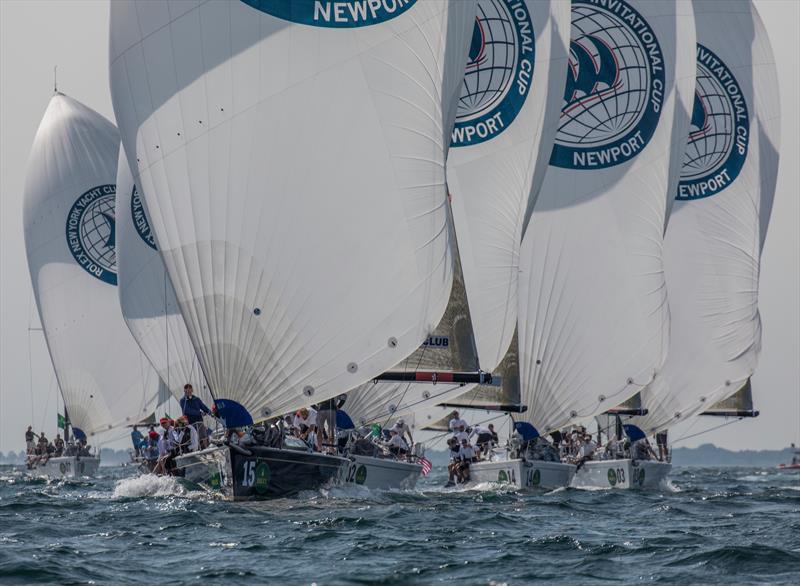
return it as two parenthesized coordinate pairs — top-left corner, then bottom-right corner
(515, 0), (697, 436)
(635, 0), (781, 434)
(23, 93), (161, 441)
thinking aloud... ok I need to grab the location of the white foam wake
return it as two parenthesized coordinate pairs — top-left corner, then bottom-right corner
(113, 474), (187, 499)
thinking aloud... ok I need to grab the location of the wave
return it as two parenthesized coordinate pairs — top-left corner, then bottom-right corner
(112, 474), (188, 499)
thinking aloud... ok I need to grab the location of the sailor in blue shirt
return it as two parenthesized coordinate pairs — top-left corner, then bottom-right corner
(180, 383), (212, 448)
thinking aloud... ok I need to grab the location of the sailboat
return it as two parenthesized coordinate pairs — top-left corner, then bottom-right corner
(632, 0), (780, 469)
(23, 93), (161, 478)
(502, 0), (696, 491)
(109, 0), (476, 499)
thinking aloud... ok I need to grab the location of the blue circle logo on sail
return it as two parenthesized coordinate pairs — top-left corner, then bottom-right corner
(677, 44), (749, 200)
(550, 0), (665, 169)
(451, 0), (535, 147)
(239, 0), (416, 27)
(65, 184), (118, 286)
(130, 185), (157, 250)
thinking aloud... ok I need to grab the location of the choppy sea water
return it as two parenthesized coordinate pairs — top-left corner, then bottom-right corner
(0, 465), (798, 585)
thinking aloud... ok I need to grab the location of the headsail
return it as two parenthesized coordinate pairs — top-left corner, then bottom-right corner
(636, 0), (780, 433)
(115, 148), (213, 408)
(23, 94), (160, 437)
(517, 0), (696, 434)
(110, 1), (477, 421)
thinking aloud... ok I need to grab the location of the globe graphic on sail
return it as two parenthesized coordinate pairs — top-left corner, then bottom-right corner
(556, 5), (651, 147)
(681, 62), (735, 180)
(80, 194), (117, 273)
(456, 0), (517, 122)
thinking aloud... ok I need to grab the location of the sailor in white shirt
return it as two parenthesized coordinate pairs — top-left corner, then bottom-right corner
(385, 429), (409, 458)
(293, 407), (317, 430)
(390, 418), (414, 447)
(448, 411), (468, 433)
(458, 439), (477, 462)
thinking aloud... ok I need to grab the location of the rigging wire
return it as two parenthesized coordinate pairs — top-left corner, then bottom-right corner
(669, 417), (744, 446)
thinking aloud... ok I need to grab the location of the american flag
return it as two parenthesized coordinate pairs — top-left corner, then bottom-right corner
(418, 456), (432, 476)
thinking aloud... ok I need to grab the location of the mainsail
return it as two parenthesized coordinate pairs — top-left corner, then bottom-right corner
(636, 0), (780, 433)
(23, 93), (160, 437)
(116, 148), (213, 408)
(109, 0), (477, 422)
(343, 0), (570, 428)
(517, 0), (697, 435)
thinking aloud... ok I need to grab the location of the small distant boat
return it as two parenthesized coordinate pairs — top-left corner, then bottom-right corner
(777, 444), (800, 471)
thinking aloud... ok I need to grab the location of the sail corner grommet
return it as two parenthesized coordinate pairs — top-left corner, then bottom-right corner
(423, 391), (431, 400)
(626, 378), (634, 385)
(262, 407), (272, 417)
(347, 362), (358, 374)
(388, 337), (398, 348)
(253, 307), (262, 316)
(569, 410), (578, 418)
(598, 395), (606, 402)
(303, 386), (314, 397)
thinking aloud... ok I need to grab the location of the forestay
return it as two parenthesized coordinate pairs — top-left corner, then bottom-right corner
(23, 94), (160, 437)
(518, 0), (697, 434)
(116, 148), (213, 408)
(636, 0), (780, 433)
(109, 0), (476, 421)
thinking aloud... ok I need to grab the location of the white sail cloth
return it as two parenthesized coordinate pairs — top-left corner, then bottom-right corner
(116, 148), (213, 408)
(447, 0), (570, 371)
(109, 0), (476, 420)
(518, 0), (697, 434)
(343, 0), (569, 429)
(636, 0), (780, 433)
(23, 94), (160, 437)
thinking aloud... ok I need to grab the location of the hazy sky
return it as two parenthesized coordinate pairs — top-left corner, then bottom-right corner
(1, 1), (797, 453)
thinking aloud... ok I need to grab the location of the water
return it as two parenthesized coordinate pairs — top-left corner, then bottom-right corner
(1, 465), (798, 585)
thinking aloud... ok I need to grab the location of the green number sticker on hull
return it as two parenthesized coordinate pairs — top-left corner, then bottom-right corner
(498, 470), (509, 483)
(532, 469), (541, 486)
(355, 465), (367, 485)
(254, 461), (271, 494)
(608, 468), (617, 486)
(210, 471), (222, 490)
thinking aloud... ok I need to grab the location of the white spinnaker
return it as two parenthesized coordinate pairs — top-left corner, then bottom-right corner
(116, 148), (213, 408)
(109, 1), (476, 420)
(518, 0), (696, 434)
(23, 94), (160, 437)
(636, 0), (780, 433)
(448, 0), (570, 370)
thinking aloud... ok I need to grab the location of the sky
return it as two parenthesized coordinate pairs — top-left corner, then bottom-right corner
(1, 1), (797, 453)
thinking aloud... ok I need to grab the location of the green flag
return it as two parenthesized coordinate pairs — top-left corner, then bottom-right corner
(57, 413), (66, 429)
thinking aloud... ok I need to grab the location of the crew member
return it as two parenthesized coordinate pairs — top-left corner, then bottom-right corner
(25, 426), (35, 453)
(390, 418), (414, 448)
(448, 411), (468, 433)
(315, 394), (346, 453)
(180, 384), (212, 448)
(131, 425), (144, 458)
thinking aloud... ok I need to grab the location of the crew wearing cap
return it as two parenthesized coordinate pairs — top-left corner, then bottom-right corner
(390, 418), (413, 449)
(448, 411), (468, 433)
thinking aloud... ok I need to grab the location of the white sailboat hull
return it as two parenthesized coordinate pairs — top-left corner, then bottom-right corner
(341, 455), (421, 490)
(571, 459), (671, 490)
(30, 456), (100, 479)
(470, 459), (575, 490)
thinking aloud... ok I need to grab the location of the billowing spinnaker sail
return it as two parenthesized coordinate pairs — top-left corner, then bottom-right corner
(109, 1), (476, 420)
(116, 148), (213, 408)
(517, 0), (696, 434)
(23, 94), (160, 436)
(635, 0), (780, 433)
(447, 0), (570, 370)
